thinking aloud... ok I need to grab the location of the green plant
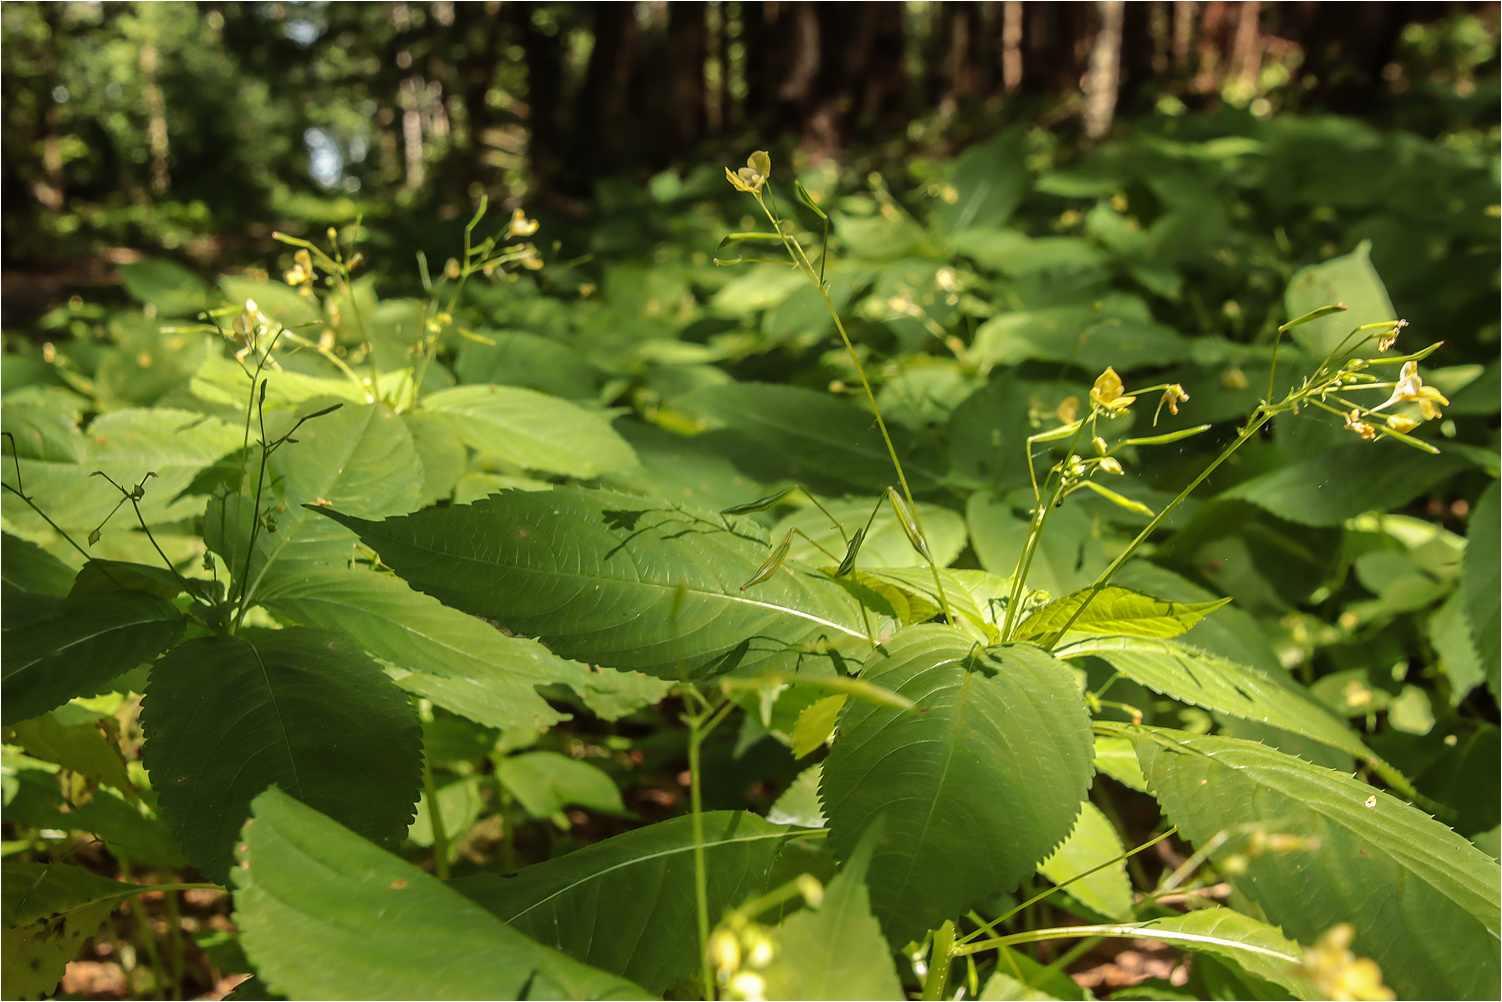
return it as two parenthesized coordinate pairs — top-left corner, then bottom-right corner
(3, 120), (1497, 1002)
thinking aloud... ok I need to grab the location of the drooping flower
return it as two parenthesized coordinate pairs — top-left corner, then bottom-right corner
(1344, 409), (1377, 440)
(726, 151), (772, 195)
(1090, 367), (1136, 412)
(1376, 360), (1449, 421)
(505, 207), (539, 238)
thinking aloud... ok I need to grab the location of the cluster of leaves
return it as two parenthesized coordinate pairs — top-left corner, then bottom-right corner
(2, 109), (1498, 1001)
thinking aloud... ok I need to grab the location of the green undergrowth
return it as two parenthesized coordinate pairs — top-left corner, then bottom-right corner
(2, 111), (1498, 1001)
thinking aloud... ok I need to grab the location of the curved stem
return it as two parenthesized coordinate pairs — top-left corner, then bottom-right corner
(753, 193), (954, 625)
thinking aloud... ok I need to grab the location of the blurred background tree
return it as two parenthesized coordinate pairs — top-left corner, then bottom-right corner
(2, 1), (1497, 322)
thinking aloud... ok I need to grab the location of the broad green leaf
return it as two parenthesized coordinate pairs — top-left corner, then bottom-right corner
(3, 590), (184, 725)
(1093, 735), (1146, 792)
(497, 751), (627, 819)
(141, 627), (422, 883)
(207, 401), (423, 601)
(2, 408), (240, 534)
(402, 412), (466, 507)
(450, 812), (795, 993)
(820, 626), (1094, 945)
(932, 126), (1029, 234)
(257, 565), (583, 731)
(1223, 440), (1469, 527)
(1283, 241), (1395, 360)
(971, 307), (1185, 374)
(313, 486), (868, 679)
(118, 259), (211, 316)
(1463, 480), (1500, 694)
(1, 862), (144, 1001)
(453, 331), (600, 400)
(761, 826), (904, 1000)
(422, 384), (638, 478)
(1037, 801), (1133, 919)
(1012, 586), (1231, 646)
(1430, 589), (1487, 705)
(1111, 724), (1502, 1000)
(772, 496), (967, 570)
(234, 787), (643, 1000)
(673, 382), (944, 495)
(1059, 636), (1377, 767)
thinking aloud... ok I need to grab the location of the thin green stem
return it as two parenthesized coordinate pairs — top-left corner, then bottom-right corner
(752, 191), (953, 625)
(687, 712), (713, 1000)
(1040, 411), (1273, 649)
(921, 920), (956, 1001)
(422, 746), (451, 882)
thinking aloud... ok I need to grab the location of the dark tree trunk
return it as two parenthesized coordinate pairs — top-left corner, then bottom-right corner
(522, 1), (564, 195)
(664, 2), (709, 158)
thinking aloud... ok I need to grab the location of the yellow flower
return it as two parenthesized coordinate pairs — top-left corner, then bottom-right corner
(505, 207), (539, 238)
(1056, 396), (1080, 424)
(1090, 367), (1136, 412)
(1377, 319), (1407, 352)
(283, 249), (314, 288)
(1344, 409), (1377, 440)
(1161, 383), (1189, 415)
(1297, 923), (1395, 1001)
(1385, 413), (1419, 434)
(1378, 361), (1449, 421)
(726, 151), (772, 195)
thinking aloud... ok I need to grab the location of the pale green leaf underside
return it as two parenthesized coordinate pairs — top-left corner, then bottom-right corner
(234, 788), (643, 1000)
(1059, 636), (1376, 766)
(449, 812), (794, 993)
(820, 626), (1094, 945)
(422, 384), (639, 478)
(315, 486), (869, 679)
(1110, 723), (1501, 1000)
(1037, 801), (1133, 919)
(1012, 586), (1230, 645)
(141, 628), (422, 884)
(1462, 480), (1500, 693)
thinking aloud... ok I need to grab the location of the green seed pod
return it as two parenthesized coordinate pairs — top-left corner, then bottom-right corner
(741, 529), (794, 590)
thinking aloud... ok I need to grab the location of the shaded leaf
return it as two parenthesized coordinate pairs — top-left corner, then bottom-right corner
(233, 788), (642, 1000)
(2, 590), (184, 725)
(498, 751), (627, 819)
(141, 628), (422, 883)
(450, 812), (795, 993)
(1037, 801), (1133, 919)
(258, 565), (583, 732)
(820, 626), (1094, 944)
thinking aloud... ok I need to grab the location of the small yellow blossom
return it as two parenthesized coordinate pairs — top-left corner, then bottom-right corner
(1161, 384), (1189, 415)
(1377, 319), (1407, 352)
(283, 249), (314, 288)
(1344, 409), (1377, 440)
(1056, 396), (1080, 424)
(505, 207), (539, 238)
(1090, 367), (1136, 412)
(726, 151), (772, 195)
(1098, 457), (1124, 475)
(1378, 360), (1449, 421)
(1385, 413), (1420, 434)
(1297, 923), (1395, 1001)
